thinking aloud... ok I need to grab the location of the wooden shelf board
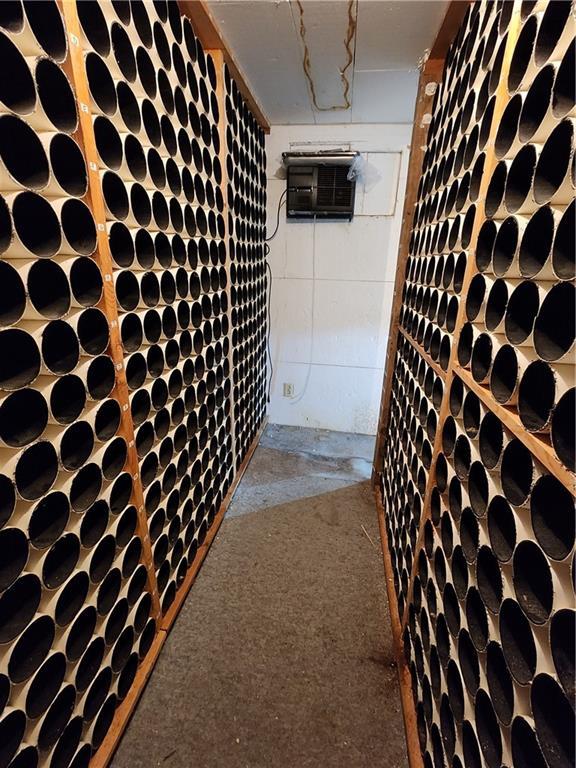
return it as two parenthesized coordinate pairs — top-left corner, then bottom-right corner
(455, 365), (575, 494)
(399, 327), (449, 381)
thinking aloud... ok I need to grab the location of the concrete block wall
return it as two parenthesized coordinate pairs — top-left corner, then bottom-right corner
(265, 122), (414, 434)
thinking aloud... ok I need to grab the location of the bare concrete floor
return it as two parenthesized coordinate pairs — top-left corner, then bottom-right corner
(111, 425), (408, 768)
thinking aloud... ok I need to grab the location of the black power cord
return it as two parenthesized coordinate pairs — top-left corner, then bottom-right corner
(264, 189), (287, 402)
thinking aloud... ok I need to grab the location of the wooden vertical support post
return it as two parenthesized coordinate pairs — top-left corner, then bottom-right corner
(60, 1), (161, 620)
(400, 1), (525, 630)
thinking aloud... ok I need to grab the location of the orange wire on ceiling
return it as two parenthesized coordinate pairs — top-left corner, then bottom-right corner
(295, 0), (359, 112)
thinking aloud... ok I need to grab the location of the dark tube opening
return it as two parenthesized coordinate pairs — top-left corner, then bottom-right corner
(466, 585), (489, 652)
(489, 344), (517, 404)
(120, 313), (142, 355)
(50, 714), (84, 768)
(117, 81), (141, 133)
(534, 281), (575, 361)
(89, 533), (116, 585)
(511, 715), (548, 768)
(81, 507), (110, 564)
(42, 532), (80, 589)
(531, 474), (575, 562)
(0, 30), (36, 115)
(102, 171), (129, 220)
(77, 0), (110, 55)
(85, 52), (117, 116)
(492, 215), (518, 276)
(70, 256), (103, 308)
(495, 94), (521, 158)
(109, 222), (134, 268)
(102, 436), (127, 481)
(14, 441), (57, 500)
(553, 39), (575, 118)
(458, 627), (480, 694)
(487, 641), (514, 726)
(551, 387), (575, 471)
(29, 258), (71, 319)
(95, 567), (120, 617)
(532, 672), (575, 768)
(553, 199), (575, 280)
(478, 412), (503, 470)
(86, 355), (115, 401)
(111, 21), (136, 82)
(0, 387), (48, 448)
(77, 307), (109, 356)
(9, 613), (55, 682)
(501, 438), (533, 505)
(505, 145), (536, 213)
(447, 660), (464, 724)
(504, 280), (539, 345)
(471, 333), (492, 383)
(110, 472), (133, 515)
(475, 689), (502, 768)
(476, 219), (497, 273)
(513, 539), (553, 625)
(25, 651), (66, 720)
(37, 683), (76, 750)
(115, 270), (139, 312)
(518, 359), (555, 431)
(70, 462), (102, 513)
(534, 120), (574, 204)
(550, 609), (575, 702)
(65, 606), (97, 664)
(500, 598), (537, 684)
(125, 135), (146, 182)
(0, 709), (25, 767)
(13, 190), (60, 256)
(0, 2), (23, 33)
(24, 0), (66, 58)
(60, 420), (94, 471)
(35, 57), (77, 133)
(485, 161), (507, 218)
(535, 0), (572, 65)
(94, 115), (121, 171)
(519, 65), (554, 143)
(0, 572), (41, 643)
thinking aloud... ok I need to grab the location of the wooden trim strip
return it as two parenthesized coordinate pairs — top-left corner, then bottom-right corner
(374, 489), (424, 768)
(178, 0), (270, 132)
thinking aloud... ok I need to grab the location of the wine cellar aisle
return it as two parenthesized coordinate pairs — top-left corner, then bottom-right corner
(0, 2), (267, 767)
(373, 2), (575, 768)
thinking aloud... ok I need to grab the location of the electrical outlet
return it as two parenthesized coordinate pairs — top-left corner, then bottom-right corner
(283, 383), (294, 397)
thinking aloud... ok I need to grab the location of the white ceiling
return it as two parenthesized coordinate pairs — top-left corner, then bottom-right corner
(207, 0), (449, 125)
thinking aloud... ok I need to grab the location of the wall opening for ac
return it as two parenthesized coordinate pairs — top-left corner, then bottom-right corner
(282, 151), (359, 221)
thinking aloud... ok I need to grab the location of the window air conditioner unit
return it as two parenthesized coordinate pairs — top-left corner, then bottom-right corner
(282, 151), (358, 222)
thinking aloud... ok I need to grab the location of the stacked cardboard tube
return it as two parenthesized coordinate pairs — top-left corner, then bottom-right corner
(224, 66), (267, 467)
(0, 0), (267, 764)
(381, 2), (575, 767)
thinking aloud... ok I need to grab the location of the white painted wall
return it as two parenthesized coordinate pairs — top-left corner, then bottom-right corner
(265, 122), (413, 435)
